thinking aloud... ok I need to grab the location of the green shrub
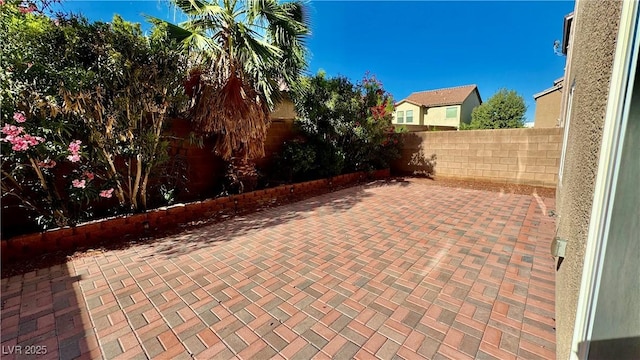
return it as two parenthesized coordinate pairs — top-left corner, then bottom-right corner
(1, 1), (187, 229)
(274, 140), (317, 182)
(278, 72), (402, 181)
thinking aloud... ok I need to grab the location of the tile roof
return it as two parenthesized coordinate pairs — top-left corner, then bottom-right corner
(400, 84), (479, 107)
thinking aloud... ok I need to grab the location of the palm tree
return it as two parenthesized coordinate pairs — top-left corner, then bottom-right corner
(147, 0), (310, 161)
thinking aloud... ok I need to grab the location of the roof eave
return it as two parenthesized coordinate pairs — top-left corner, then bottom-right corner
(394, 99), (424, 107)
(533, 85), (562, 99)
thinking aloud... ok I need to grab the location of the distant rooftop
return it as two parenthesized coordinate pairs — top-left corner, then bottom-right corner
(399, 84), (480, 107)
(533, 77), (564, 99)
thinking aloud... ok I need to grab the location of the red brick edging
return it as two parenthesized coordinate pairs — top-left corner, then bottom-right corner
(1, 169), (390, 262)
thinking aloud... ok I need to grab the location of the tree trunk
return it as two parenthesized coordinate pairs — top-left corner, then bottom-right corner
(140, 169), (150, 210)
(131, 154), (142, 211)
(28, 157), (68, 226)
(100, 147), (126, 205)
(140, 112), (166, 210)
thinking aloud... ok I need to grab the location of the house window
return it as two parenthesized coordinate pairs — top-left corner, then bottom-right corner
(405, 110), (413, 123)
(446, 107), (457, 118)
(396, 111), (404, 123)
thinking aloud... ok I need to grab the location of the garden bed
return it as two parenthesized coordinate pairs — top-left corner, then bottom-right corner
(1, 169), (390, 273)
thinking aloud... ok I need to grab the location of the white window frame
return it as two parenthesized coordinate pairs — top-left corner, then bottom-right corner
(396, 110), (404, 124)
(558, 84), (574, 186)
(445, 106), (457, 119)
(405, 110), (413, 123)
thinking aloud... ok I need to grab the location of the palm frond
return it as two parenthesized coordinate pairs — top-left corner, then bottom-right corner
(145, 15), (195, 44)
(191, 73), (270, 160)
(166, 0), (310, 161)
(193, 3), (226, 19)
(171, 0), (210, 15)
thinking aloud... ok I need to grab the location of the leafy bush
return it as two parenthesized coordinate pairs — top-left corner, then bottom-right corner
(462, 89), (526, 130)
(274, 140), (317, 182)
(277, 72), (402, 182)
(1, 1), (103, 227)
(274, 137), (346, 182)
(1, 1), (187, 229)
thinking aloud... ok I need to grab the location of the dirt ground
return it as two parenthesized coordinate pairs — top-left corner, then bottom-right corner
(404, 175), (556, 198)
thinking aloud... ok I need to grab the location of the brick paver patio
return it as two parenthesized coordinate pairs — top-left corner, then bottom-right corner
(1, 179), (557, 360)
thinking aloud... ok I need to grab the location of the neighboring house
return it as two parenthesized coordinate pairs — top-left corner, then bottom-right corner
(533, 77), (564, 128)
(393, 85), (481, 130)
(554, 2), (639, 360)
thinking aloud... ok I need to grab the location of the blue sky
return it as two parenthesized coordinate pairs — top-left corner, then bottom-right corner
(51, 0), (575, 122)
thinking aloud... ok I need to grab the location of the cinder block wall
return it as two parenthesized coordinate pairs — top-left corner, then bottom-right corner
(392, 127), (563, 187)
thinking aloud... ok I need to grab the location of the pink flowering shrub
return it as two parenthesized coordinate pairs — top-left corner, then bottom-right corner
(2, 108), (114, 228)
(0, 104), (113, 227)
(3, 1), (189, 234)
(1, 1), (126, 231)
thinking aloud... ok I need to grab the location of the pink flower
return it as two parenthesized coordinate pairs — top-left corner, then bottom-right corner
(83, 172), (95, 181)
(67, 140), (82, 162)
(22, 134), (43, 146)
(99, 188), (114, 198)
(18, 4), (36, 13)
(0, 0), (5, 6)
(72, 179), (86, 189)
(67, 154), (81, 163)
(13, 112), (26, 123)
(11, 138), (29, 151)
(37, 159), (57, 169)
(2, 129), (41, 151)
(2, 124), (24, 137)
(68, 140), (81, 154)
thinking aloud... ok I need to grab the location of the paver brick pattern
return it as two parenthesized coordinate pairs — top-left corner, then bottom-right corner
(1, 179), (557, 359)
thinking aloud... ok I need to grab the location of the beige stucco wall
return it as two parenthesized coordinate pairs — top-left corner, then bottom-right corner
(460, 92), (481, 125)
(392, 128), (562, 187)
(423, 105), (461, 128)
(270, 97), (296, 120)
(554, 1), (623, 359)
(393, 102), (422, 125)
(534, 89), (563, 128)
(257, 97), (298, 169)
